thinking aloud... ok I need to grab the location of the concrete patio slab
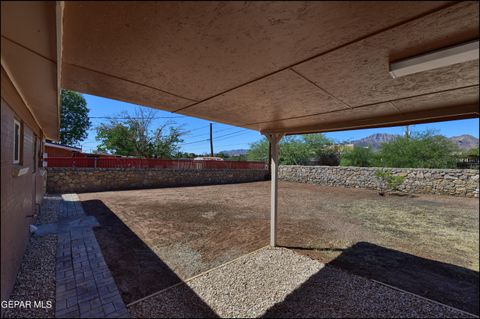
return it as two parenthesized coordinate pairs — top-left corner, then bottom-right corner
(54, 194), (129, 318)
(34, 215), (100, 236)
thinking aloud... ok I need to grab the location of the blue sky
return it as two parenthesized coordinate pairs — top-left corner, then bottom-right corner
(80, 94), (479, 154)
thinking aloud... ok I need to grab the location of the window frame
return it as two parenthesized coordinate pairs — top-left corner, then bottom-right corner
(33, 134), (37, 173)
(38, 139), (43, 169)
(13, 119), (21, 164)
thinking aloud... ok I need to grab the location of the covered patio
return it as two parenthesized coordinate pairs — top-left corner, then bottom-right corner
(1, 1), (479, 318)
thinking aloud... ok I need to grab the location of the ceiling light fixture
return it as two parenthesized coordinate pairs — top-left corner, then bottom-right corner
(389, 40), (479, 78)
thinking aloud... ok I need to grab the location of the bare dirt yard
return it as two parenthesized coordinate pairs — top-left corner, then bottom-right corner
(79, 181), (479, 314)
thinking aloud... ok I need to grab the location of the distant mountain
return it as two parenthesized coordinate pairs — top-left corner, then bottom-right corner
(448, 135), (479, 150)
(350, 133), (479, 151)
(219, 149), (248, 156)
(351, 133), (400, 150)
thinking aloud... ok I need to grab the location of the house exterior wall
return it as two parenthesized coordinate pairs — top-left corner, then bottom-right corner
(1, 96), (46, 301)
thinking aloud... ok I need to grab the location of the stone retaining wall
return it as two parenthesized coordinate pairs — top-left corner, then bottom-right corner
(279, 166), (479, 197)
(47, 168), (268, 193)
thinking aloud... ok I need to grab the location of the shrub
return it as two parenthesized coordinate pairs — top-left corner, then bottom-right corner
(375, 169), (405, 193)
(377, 131), (458, 168)
(340, 147), (376, 167)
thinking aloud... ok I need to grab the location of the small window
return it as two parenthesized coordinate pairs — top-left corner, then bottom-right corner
(38, 139), (43, 168)
(13, 119), (21, 164)
(33, 135), (37, 173)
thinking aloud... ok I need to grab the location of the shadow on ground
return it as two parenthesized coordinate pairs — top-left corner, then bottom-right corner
(280, 242), (479, 316)
(81, 197), (478, 317)
(80, 199), (218, 317)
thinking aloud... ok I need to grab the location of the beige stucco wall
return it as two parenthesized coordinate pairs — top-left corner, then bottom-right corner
(1, 97), (46, 302)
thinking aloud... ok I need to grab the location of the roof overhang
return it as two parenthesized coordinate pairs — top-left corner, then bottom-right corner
(45, 141), (81, 152)
(60, 1), (479, 135)
(3, 2), (478, 138)
(1, 1), (61, 140)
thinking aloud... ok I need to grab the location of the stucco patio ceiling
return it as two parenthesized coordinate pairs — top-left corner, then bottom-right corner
(2, 1), (479, 139)
(1, 1), (60, 139)
(61, 1), (479, 135)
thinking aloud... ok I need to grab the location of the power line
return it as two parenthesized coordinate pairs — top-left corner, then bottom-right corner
(83, 125), (251, 148)
(179, 138), (211, 146)
(178, 130), (246, 146)
(214, 130), (250, 141)
(88, 119), (238, 137)
(213, 126), (240, 134)
(185, 130), (211, 139)
(89, 116), (183, 119)
(183, 126), (239, 139)
(88, 122), (209, 134)
(214, 129), (245, 139)
(178, 130), (251, 148)
(89, 122), (208, 135)
(183, 124), (210, 133)
(83, 125), (213, 146)
(186, 141), (251, 150)
(214, 141), (253, 148)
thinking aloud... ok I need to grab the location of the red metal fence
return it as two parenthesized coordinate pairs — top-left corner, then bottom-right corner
(46, 157), (267, 170)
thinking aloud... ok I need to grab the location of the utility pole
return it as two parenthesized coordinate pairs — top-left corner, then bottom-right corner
(210, 123), (214, 157)
(405, 125), (411, 140)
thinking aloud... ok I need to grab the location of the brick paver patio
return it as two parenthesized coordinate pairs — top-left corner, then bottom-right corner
(54, 194), (129, 318)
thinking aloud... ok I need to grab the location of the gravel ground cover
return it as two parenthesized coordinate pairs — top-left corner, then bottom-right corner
(3, 235), (57, 318)
(35, 195), (61, 224)
(3, 197), (59, 318)
(129, 247), (473, 318)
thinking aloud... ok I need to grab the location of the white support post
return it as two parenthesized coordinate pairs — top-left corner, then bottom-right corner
(265, 133), (284, 247)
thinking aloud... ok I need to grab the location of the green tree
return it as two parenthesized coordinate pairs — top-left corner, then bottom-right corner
(247, 136), (307, 165)
(340, 147), (376, 167)
(247, 138), (270, 162)
(303, 134), (333, 157)
(280, 136), (311, 165)
(247, 134), (335, 165)
(60, 90), (91, 146)
(228, 154), (248, 161)
(303, 133), (339, 165)
(96, 108), (183, 158)
(174, 152), (198, 159)
(216, 152), (229, 159)
(463, 147), (479, 157)
(377, 130), (458, 168)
